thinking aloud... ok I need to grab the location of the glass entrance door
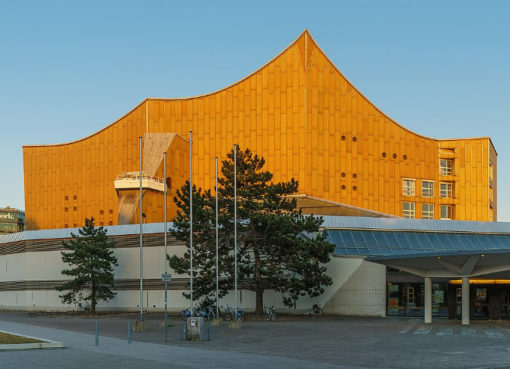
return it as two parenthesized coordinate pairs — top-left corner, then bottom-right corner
(473, 287), (489, 319)
(501, 288), (510, 319)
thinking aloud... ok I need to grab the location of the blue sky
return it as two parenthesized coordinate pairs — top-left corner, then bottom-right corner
(1, 0), (509, 220)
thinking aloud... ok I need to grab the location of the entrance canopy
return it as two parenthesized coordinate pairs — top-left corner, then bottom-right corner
(367, 250), (510, 278)
(322, 216), (510, 278)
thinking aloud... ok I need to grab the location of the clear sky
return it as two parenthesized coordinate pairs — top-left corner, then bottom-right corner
(1, 0), (509, 220)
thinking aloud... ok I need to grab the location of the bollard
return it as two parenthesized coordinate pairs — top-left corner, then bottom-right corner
(128, 321), (131, 344)
(95, 321), (99, 346)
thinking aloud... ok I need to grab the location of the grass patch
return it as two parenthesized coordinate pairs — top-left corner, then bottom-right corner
(0, 332), (45, 344)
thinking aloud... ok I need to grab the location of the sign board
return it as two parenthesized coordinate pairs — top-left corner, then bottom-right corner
(161, 273), (172, 283)
(0, 212), (16, 221)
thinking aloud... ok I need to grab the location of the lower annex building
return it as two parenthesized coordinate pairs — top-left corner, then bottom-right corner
(10, 31), (505, 323)
(2, 217), (510, 325)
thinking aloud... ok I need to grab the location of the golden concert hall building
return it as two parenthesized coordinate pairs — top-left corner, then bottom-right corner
(23, 31), (497, 230)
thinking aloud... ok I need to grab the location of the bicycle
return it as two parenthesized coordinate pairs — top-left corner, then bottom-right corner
(264, 305), (277, 321)
(179, 307), (192, 321)
(222, 305), (245, 321)
(312, 303), (323, 318)
(179, 306), (203, 320)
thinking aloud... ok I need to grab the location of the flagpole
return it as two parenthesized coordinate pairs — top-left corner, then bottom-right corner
(189, 131), (193, 316)
(215, 157), (219, 318)
(139, 136), (144, 322)
(163, 151), (168, 340)
(234, 145), (238, 319)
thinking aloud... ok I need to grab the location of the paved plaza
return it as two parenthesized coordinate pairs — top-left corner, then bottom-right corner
(2, 312), (510, 368)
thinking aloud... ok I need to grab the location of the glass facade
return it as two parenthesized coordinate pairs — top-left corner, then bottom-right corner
(329, 229), (510, 257)
(387, 281), (448, 317)
(388, 280), (510, 320)
(449, 283), (510, 320)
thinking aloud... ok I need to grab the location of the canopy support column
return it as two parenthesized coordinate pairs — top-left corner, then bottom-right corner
(462, 277), (470, 325)
(424, 277), (432, 324)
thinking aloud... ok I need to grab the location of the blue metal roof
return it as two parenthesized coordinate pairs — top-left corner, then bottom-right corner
(328, 229), (510, 257)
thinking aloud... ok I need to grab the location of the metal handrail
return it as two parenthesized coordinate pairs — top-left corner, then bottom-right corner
(116, 173), (164, 184)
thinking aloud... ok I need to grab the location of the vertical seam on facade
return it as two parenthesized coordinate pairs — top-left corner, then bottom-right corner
(304, 32), (308, 196)
(145, 100), (149, 133)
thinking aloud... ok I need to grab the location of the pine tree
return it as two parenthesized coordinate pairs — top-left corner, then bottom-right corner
(219, 148), (335, 314)
(169, 147), (335, 315)
(168, 183), (234, 308)
(56, 218), (118, 314)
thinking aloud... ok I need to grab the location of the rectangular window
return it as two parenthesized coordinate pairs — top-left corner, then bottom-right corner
(440, 159), (454, 176)
(422, 204), (434, 219)
(421, 180), (434, 197)
(440, 205), (453, 220)
(403, 202), (415, 218)
(402, 179), (416, 196)
(440, 182), (453, 198)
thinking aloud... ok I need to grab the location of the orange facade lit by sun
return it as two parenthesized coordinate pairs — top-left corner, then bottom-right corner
(23, 31), (497, 230)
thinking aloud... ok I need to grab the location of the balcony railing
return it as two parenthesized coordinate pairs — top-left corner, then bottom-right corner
(114, 172), (164, 192)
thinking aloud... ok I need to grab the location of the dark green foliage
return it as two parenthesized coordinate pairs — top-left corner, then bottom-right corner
(56, 218), (118, 314)
(169, 184), (235, 305)
(169, 148), (335, 314)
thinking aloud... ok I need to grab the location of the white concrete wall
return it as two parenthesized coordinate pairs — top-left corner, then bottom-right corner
(0, 246), (387, 316)
(323, 258), (387, 316)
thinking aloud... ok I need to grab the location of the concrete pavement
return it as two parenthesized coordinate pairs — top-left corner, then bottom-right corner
(2, 313), (510, 368)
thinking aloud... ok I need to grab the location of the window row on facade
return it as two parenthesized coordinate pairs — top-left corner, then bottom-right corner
(403, 179), (454, 199)
(403, 202), (454, 220)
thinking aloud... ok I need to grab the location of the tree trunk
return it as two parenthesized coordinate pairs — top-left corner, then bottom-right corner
(255, 289), (264, 316)
(253, 243), (264, 316)
(251, 224), (264, 316)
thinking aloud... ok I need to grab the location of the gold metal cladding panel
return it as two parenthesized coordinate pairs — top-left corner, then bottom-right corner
(23, 31), (496, 230)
